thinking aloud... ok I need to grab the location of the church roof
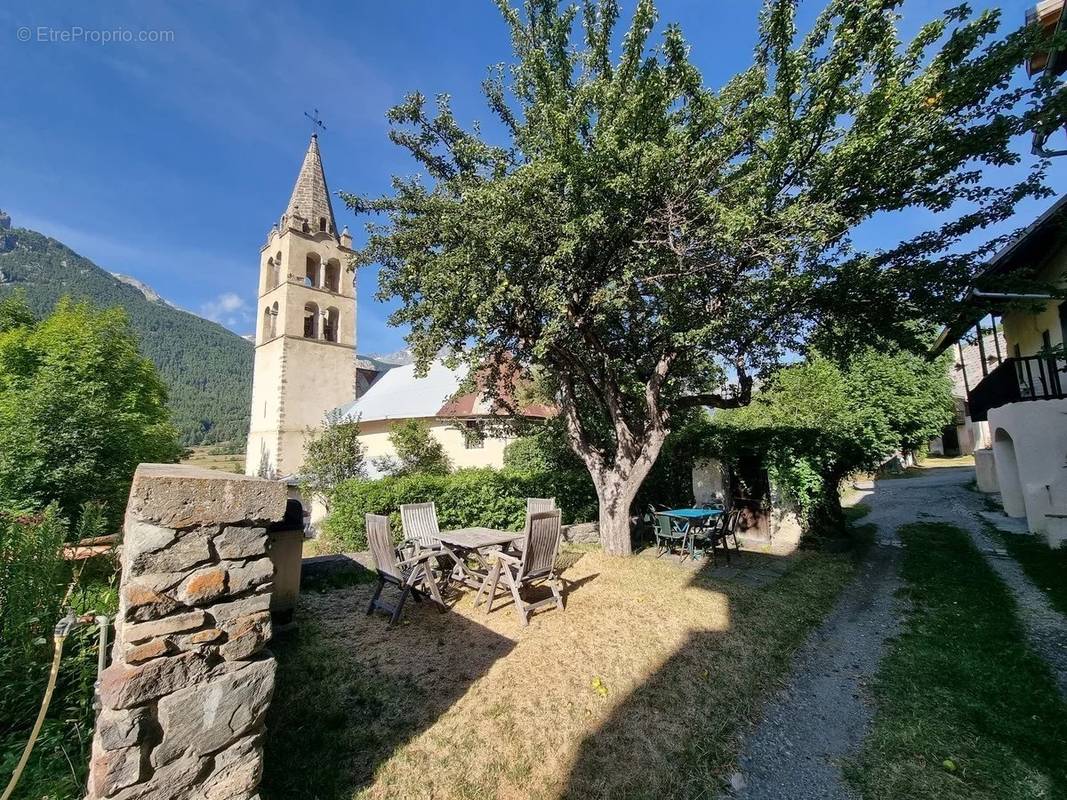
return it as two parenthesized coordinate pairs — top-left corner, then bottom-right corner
(284, 134), (338, 237)
(336, 361), (462, 423)
(334, 359), (555, 424)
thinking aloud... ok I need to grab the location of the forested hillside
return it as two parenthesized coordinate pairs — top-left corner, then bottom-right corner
(0, 227), (252, 446)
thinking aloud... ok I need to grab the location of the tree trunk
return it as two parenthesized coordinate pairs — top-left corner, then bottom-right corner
(595, 480), (638, 556)
(589, 434), (667, 557)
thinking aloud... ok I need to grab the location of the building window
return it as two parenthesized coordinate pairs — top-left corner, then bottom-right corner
(305, 254), (321, 288)
(303, 302), (319, 339)
(319, 217), (327, 232)
(262, 306), (272, 342)
(1042, 329), (1052, 352)
(462, 420), (485, 449)
(324, 259), (340, 293)
(323, 307), (339, 342)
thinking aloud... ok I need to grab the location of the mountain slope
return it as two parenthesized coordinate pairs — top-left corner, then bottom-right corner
(0, 227), (252, 446)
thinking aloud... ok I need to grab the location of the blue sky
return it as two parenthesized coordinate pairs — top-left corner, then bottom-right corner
(0, 0), (1058, 353)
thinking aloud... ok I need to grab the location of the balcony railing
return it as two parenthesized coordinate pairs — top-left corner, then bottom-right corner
(968, 355), (1067, 422)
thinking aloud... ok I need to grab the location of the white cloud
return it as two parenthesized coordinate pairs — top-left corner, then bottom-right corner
(201, 292), (252, 328)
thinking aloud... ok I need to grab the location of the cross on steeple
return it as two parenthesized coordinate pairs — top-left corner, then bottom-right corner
(304, 108), (326, 134)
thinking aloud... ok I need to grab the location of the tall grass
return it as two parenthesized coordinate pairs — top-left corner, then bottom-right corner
(0, 503), (118, 799)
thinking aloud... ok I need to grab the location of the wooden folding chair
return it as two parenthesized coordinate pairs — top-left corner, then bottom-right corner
(400, 502), (442, 554)
(474, 510), (564, 627)
(513, 498), (557, 553)
(526, 497), (556, 514)
(365, 514), (446, 627)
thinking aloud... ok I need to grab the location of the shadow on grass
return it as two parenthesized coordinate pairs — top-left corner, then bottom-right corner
(264, 532), (865, 800)
(262, 552), (604, 800)
(995, 529), (1067, 617)
(262, 558), (517, 799)
(557, 543), (859, 799)
(847, 523), (1067, 800)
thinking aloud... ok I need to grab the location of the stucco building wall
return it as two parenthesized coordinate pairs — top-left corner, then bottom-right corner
(358, 418), (514, 473)
(988, 398), (1067, 544)
(1000, 248), (1066, 356)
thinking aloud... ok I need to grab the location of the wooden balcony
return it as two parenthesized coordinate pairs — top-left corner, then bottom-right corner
(968, 355), (1067, 421)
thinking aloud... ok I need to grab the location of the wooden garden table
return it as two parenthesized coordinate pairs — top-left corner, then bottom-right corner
(434, 527), (523, 589)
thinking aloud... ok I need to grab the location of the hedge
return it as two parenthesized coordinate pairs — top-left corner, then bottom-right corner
(321, 467), (598, 552)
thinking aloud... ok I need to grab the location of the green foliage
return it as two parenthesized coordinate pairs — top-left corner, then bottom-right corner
(301, 410), (368, 507)
(505, 415), (718, 513)
(322, 467), (597, 552)
(372, 419), (452, 477)
(0, 292), (35, 333)
(503, 421), (586, 475)
(0, 228), (253, 446)
(846, 349), (955, 455)
(0, 297), (182, 526)
(0, 504), (68, 655)
(714, 349), (954, 538)
(635, 412), (719, 510)
(346, 0), (1054, 551)
(0, 506), (119, 800)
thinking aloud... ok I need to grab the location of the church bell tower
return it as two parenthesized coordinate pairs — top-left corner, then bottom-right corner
(245, 134), (357, 478)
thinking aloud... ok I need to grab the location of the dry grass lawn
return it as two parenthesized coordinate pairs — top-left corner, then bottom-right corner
(264, 543), (858, 800)
(180, 445), (245, 474)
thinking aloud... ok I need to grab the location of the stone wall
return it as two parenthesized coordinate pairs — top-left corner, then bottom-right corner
(86, 464), (287, 800)
(562, 521), (600, 544)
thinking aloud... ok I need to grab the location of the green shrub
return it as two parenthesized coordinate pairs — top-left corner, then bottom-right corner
(503, 424), (585, 475)
(0, 504), (68, 654)
(322, 467), (598, 552)
(0, 505), (119, 800)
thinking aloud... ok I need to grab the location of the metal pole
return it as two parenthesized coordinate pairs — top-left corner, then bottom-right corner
(95, 615), (109, 677)
(958, 341), (970, 394)
(976, 323), (989, 378)
(991, 316), (1003, 363)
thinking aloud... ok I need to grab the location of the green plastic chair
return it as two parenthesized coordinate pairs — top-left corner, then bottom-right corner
(654, 514), (690, 559)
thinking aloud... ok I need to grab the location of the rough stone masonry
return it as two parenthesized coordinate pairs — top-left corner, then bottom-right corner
(85, 464), (287, 800)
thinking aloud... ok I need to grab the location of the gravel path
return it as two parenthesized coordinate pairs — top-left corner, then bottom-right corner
(727, 540), (900, 800)
(725, 465), (1067, 799)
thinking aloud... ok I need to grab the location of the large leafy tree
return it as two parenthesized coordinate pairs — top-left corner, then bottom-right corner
(0, 295), (181, 526)
(348, 0), (1057, 554)
(716, 347), (954, 536)
(846, 348), (955, 456)
(301, 409), (368, 511)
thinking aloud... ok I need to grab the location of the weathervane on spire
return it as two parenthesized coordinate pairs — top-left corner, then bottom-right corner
(304, 108), (326, 135)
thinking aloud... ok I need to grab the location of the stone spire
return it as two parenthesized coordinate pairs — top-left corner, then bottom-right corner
(282, 134), (338, 238)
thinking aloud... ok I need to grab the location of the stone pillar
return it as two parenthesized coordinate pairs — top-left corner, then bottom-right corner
(86, 464), (287, 800)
